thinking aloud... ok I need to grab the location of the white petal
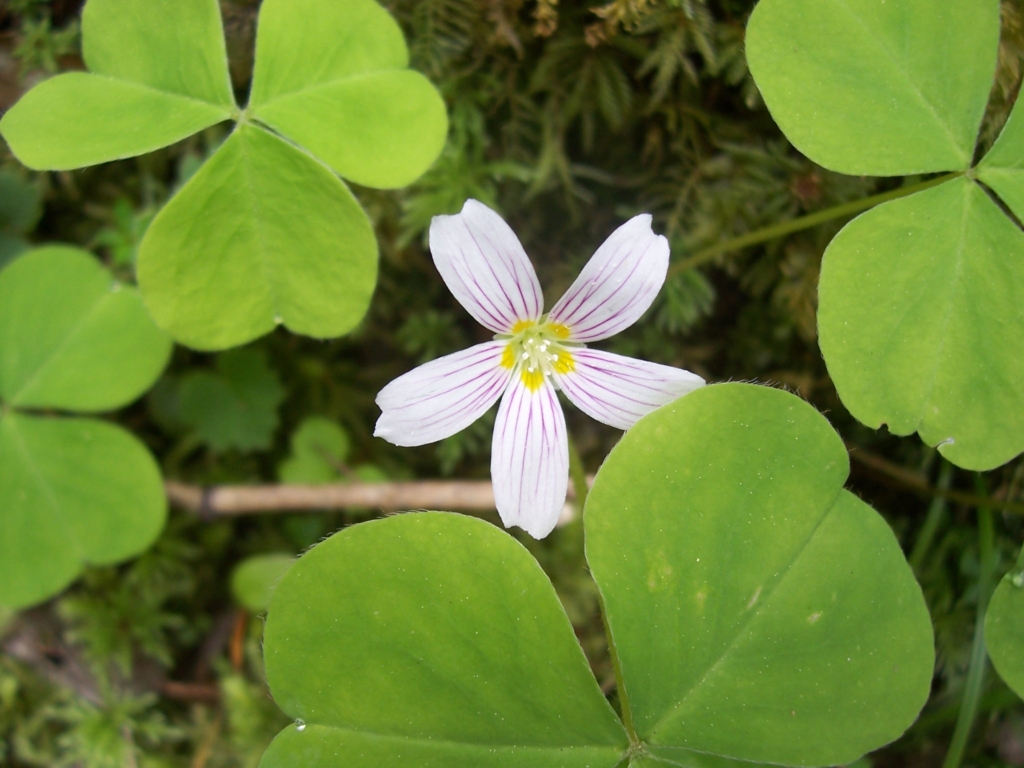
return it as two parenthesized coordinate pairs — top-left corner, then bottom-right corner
(374, 342), (512, 447)
(491, 377), (569, 539)
(555, 348), (704, 431)
(429, 199), (544, 333)
(548, 214), (669, 341)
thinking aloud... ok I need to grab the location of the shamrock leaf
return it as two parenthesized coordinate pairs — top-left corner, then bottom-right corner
(259, 384), (933, 767)
(0, 169), (43, 269)
(247, 0), (448, 189)
(231, 553), (295, 613)
(0, 246), (173, 412)
(817, 178), (1024, 470)
(985, 550), (1024, 700)
(0, 247), (171, 609)
(2, 0), (235, 170)
(178, 347), (285, 452)
(136, 124), (377, 349)
(586, 383), (933, 766)
(747, 0), (1024, 470)
(277, 417), (350, 484)
(977, 95), (1024, 219)
(746, 0), (998, 176)
(0, 0), (448, 351)
(262, 513), (627, 768)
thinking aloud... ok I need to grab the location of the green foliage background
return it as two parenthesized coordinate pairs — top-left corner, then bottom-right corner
(3, 0), (1024, 765)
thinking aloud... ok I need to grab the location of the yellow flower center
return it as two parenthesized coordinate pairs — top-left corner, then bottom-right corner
(499, 318), (577, 391)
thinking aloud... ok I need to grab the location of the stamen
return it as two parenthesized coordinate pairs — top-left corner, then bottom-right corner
(505, 318), (579, 390)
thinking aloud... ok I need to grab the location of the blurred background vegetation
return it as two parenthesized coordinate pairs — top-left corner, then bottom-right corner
(3, 0), (1024, 765)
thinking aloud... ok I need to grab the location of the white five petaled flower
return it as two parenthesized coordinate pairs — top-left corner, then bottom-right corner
(374, 199), (705, 539)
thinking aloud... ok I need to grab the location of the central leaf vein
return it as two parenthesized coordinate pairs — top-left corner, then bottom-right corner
(646, 495), (840, 741)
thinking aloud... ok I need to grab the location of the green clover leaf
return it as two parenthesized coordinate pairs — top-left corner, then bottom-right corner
(248, 0), (448, 190)
(231, 553), (296, 613)
(817, 178), (1024, 470)
(258, 384), (934, 767)
(135, 124), (378, 349)
(977, 95), (1024, 219)
(586, 384), (933, 766)
(277, 417), (351, 484)
(746, 0), (1024, 470)
(0, 169), (43, 269)
(986, 556), (1024, 700)
(262, 513), (627, 768)
(0, 0), (448, 351)
(0, 247), (171, 609)
(746, 0), (998, 176)
(177, 347), (285, 453)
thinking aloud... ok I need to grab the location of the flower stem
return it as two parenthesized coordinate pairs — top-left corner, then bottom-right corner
(941, 475), (996, 768)
(567, 432), (590, 515)
(668, 172), (961, 277)
(908, 461), (954, 574)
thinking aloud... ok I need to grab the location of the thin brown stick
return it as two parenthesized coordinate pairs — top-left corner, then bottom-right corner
(847, 446), (1024, 515)
(165, 478), (592, 517)
(167, 449), (1024, 520)
(160, 680), (220, 703)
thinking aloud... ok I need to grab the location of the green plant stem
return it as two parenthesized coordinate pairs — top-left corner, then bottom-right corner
(668, 172), (960, 276)
(914, 688), (1020, 731)
(908, 461), (953, 574)
(567, 432), (590, 514)
(942, 476), (996, 768)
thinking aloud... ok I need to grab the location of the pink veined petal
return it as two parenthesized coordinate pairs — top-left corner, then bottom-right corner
(554, 348), (705, 431)
(491, 376), (569, 539)
(429, 199), (544, 333)
(374, 341), (512, 447)
(548, 214), (669, 341)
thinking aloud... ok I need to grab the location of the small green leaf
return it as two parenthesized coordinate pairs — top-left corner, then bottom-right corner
(261, 513), (627, 768)
(0, 246), (172, 412)
(252, 71), (448, 189)
(352, 464), (388, 483)
(231, 553), (295, 613)
(137, 124), (378, 350)
(0, 73), (232, 171)
(0, 413), (166, 609)
(248, 0), (408, 108)
(586, 383), (934, 766)
(985, 567), (1024, 699)
(277, 417), (350, 484)
(0, 234), (29, 270)
(745, 0), (998, 175)
(178, 347), (285, 452)
(0, 169), (43, 234)
(818, 177), (1024, 470)
(977, 97), (1024, 221)
(81, 0), (234, 108)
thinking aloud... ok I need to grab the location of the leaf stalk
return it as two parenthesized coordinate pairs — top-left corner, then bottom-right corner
(669, 172), (962, 276)
(941, 475), (997, 768)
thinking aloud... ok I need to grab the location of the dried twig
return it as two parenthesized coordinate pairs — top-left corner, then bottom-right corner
(847, 445), (1024, 515)
(166, 448), (1024, 522)
(165, 478), (590, 519)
